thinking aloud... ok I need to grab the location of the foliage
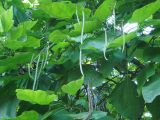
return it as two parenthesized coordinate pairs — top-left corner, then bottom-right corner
(0, 0), (160, 119)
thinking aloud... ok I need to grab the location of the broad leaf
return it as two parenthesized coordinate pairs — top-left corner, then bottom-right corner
(49, 30), (69, 43)
(110, 80), (144, 119)
(93, 0), (116, 22)
(82, 35), (104, 51)
(143, 47), (160, 62)
(129, 0), (160, 23)
(70, 111), (107, 120)
(0, 6), (13, 32)
(39, 2), (76, 19)
(5, 36), (40, 50)
(16, 89), (58, 105)
(84, 67), (105, 87)
(0, 83), (18, 119)
(137, 63), (155, 90)
(4, 111), (39, 120)
(0, 52), (33, 73)
(142, 74), (160, 103)
(73, 21), (100, 33)
(147, 96), (160, 119)
(108, 32), (137, 48)
(99, 60), (114, 77)
(61, 78), (83, 95)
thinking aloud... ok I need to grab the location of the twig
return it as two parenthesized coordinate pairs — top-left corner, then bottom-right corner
(83, 83), (93, 120)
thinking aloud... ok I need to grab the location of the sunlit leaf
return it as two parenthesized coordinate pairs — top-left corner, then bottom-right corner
(16, 89), (58, 105)
(4, 111), (39, 120)
(39, 2), (76, 19)
(93, 0), (116, 22)
(129, 0), (160, 23)
(0, 6), (13, 32)
(49, 30), (69, 43)
(108, 32), (137, 48)
(61, 78), (83, 95)
(73, 21), (100, 33)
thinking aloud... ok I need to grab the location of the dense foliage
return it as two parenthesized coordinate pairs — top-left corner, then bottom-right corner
(0, 0), (160, 119)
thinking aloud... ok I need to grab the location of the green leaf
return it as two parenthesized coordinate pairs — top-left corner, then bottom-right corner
(108, 32), (137, 48)
(39, 2), (76, 19)
(84, 67), (105, 87)
(0, 98), (18, 119)
(141, 19), (160, 27)
(0, 74), (28, 86)
(38, 0), (52, 4)
(76, 6), (91, 20)
(82, 35), (104, 51)
(61, 78), (83, 95)
(16, 89), (58, 105)
(22, 36), (40, 48)
(99, 60), (114, 77)
(110, 80), (144, 119)
(52, 42), (69, 52)
(70, 111), (107, 120)
(5, 111), (39, 120)
(142, 74), (160, 103)
(93, 0), (116, 22)
(49, 30), (69, 43)
(73, 21), (100, 34)
(137, 63), (155, 90)
(0, 98), (19, 120)
(18, 20), (37, 31)
(143, 47), (160, 62)
(0, 83), (18, 119)
(0, 6), (13, 32)
(147, 96), (160, 119)
(5, 36), (40, 50)
(50, 110), (74, 120)
(129, 0), (160, 23)
(0, 52), (33, 73)
(9, 20), (37, 40)
(0, 3), (5, 13)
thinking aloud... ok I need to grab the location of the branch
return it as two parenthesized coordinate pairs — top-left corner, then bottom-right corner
(83, 83), (93, 120)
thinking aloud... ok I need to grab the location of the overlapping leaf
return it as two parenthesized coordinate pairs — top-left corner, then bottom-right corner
(93, 0), (116, 22)
(142, 74), (160, 103)
(110, 80), (144, 119)
(129, 0), (160, 23)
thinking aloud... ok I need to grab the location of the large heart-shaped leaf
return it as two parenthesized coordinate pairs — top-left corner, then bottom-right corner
(16, 89), (58, 105)
(39, 2), (76, 19)
(61, 78), (83, 95)
(110, 80), (144, 119)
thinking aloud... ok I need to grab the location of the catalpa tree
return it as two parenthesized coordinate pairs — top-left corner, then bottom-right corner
(0, 0), (160, 119)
